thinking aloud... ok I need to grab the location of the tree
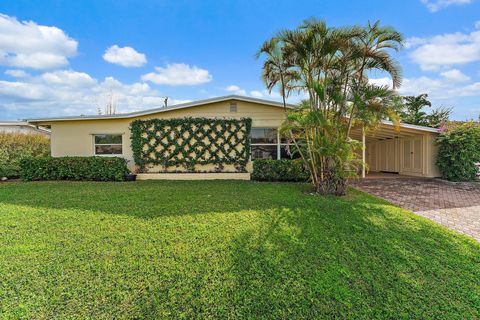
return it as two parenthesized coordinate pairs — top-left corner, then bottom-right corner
(399, 94), (451, 128)
(257, 20), (403, 195)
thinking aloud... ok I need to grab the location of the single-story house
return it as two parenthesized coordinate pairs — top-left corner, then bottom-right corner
(0, 121), (51, 136)
(26, 95), (441, 180)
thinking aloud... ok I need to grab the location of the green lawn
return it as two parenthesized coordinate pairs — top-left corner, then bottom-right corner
(0, 181), (478, 319)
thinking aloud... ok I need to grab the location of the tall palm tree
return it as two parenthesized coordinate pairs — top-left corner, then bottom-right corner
(257, 20), (404, 195)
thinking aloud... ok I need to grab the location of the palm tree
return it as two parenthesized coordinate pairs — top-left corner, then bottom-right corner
(257, 20), (404, 195)
(401, 94), (431, 126)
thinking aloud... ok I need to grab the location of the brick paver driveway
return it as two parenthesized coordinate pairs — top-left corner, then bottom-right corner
(352, 177), (480, 242)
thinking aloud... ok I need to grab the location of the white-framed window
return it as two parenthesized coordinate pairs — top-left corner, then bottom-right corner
(250, 128), (296, 160)
(93, 134), (123, 155)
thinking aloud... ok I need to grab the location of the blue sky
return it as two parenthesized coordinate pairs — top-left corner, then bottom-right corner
(0, 0), (479, 120)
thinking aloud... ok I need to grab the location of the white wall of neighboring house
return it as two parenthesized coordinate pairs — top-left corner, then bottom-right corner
(0, 121), (50, 136)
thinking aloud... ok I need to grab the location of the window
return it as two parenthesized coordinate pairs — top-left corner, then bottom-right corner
(93, 134), (122, 155)
(250, 128), (297, 160)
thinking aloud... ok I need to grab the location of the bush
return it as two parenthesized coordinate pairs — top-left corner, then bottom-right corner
(0, 132), (50, 178)
(252, 159), (309, 182)
(20, 157), (128, 181)
(436, 123), (480, 181)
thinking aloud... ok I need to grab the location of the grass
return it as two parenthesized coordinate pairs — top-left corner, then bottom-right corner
(0, 181), (478, 319)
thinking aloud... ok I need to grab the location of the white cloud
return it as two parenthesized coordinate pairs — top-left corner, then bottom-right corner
(0, 13), (77, 69)
(41, 70), (97, 87)
(142, 63), (212, 85)
(102, 45), (147, 67)
(250, 90), (263, 98)
(224, 84), (246, 95)
(476, 21), (480, 29)
(407, 24), (480, 70)
(0, 69), (190, 117)
(370, 72), (480, 100)
(5, 69), (29, 78)
(440, 69), (470, 82)
(420, 0), (472, 12)
(225, 85), (241, 91)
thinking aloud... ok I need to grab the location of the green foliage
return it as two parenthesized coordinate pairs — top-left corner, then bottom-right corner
(398, 94), (451, 128)
(257, 20), (403, 195)
(20, 156), (128, 181)
(436, 124), (480, 181)
(252, 159), (309, 182)
(0, 132), (50, 178)
(130, 117), (252, 172)
(0, 181), (479, 318)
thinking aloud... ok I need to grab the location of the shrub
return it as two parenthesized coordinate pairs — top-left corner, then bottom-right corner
(20, 157), (128, 181)
(130, 117), (252, 172)
(252, 159), (309, 182)
(436, 123), (480, 181)
(0, 132), (50, 178)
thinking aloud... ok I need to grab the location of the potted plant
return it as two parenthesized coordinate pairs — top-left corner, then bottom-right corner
(124, 172), (137, 181)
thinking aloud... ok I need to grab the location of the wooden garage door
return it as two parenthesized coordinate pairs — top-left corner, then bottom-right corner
(402, 137), (423, 173)
(378, 139), (398, 173)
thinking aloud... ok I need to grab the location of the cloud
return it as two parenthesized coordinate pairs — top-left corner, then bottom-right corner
(420, 0), (472, 12)
(249, 90), (264, 98)
(370, 72), (480, 100)
(103, 45), (147, 67)
(224, 84), (246, 95)
(4, 69), (29, 78)
(0, 13), (77, 69)
(0, 69), (190, 118)
(142, 63), (212, 85)
(439, 69), (470, 82)
(407, 24), (480, 70)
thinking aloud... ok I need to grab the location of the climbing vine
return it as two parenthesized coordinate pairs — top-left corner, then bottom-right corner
(130, 117), (252, 172)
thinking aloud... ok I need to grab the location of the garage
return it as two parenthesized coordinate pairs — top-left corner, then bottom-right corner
(351, 121), (441, 178)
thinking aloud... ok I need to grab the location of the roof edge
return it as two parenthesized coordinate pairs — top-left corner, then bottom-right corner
(26, 95), (295, 123)
(381, 119), (439, 133)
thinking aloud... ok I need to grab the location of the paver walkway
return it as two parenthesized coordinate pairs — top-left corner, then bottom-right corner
(352, 177), (480, 242)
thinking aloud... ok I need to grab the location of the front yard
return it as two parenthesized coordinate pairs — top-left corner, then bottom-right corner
(0, 181), (478, 319)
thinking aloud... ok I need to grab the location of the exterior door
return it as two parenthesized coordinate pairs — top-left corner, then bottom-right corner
(368, 143), (377, 171)
(402, 137), (423, 173)
(412, 137), (423, 173)
(403, 139), (412, 171)
(385, 139), (396, 172)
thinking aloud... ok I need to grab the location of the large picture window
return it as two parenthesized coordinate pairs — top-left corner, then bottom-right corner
(93, 134), (123, 155)
(250, 128), (296, 160)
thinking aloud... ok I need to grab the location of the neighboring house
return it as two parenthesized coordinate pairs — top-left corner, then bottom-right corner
(26, 95), (441, 178)
(0, 121), (51, 136)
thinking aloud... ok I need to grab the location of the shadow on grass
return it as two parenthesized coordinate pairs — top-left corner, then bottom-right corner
(224, 202), (480, 318)
(0, 180), (310, 219)
(1, 180), (479, 318)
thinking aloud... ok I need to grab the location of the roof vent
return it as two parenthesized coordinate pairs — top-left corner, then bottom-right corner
(230, 102), (237, 112)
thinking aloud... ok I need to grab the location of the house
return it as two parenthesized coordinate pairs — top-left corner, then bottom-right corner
(26, 95), (441, 179)
(0, 121), (51, 136)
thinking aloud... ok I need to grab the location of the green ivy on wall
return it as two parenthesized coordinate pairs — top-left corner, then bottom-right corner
(130, 117), (252, 172)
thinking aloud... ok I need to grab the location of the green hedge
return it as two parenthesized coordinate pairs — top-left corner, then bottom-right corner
(130, 117), (251, 172)
(252, 159), (309, 182)
(20, 157), (128, 181)
(0, 132), (50, 178)
(436, 123), (480, 182)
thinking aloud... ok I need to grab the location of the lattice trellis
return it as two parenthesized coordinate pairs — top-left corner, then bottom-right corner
(130, 117), (252, 172)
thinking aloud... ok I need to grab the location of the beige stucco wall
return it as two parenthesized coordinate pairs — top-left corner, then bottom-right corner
(47, 99), (286, 172)
(40, 98), (441, 177)
(366, 132), (440, 178)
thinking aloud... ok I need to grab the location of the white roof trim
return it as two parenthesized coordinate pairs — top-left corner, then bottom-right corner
(26, 95), (295, 123)
(380, 119), (439, 133)
(25, 94), (438, 134)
